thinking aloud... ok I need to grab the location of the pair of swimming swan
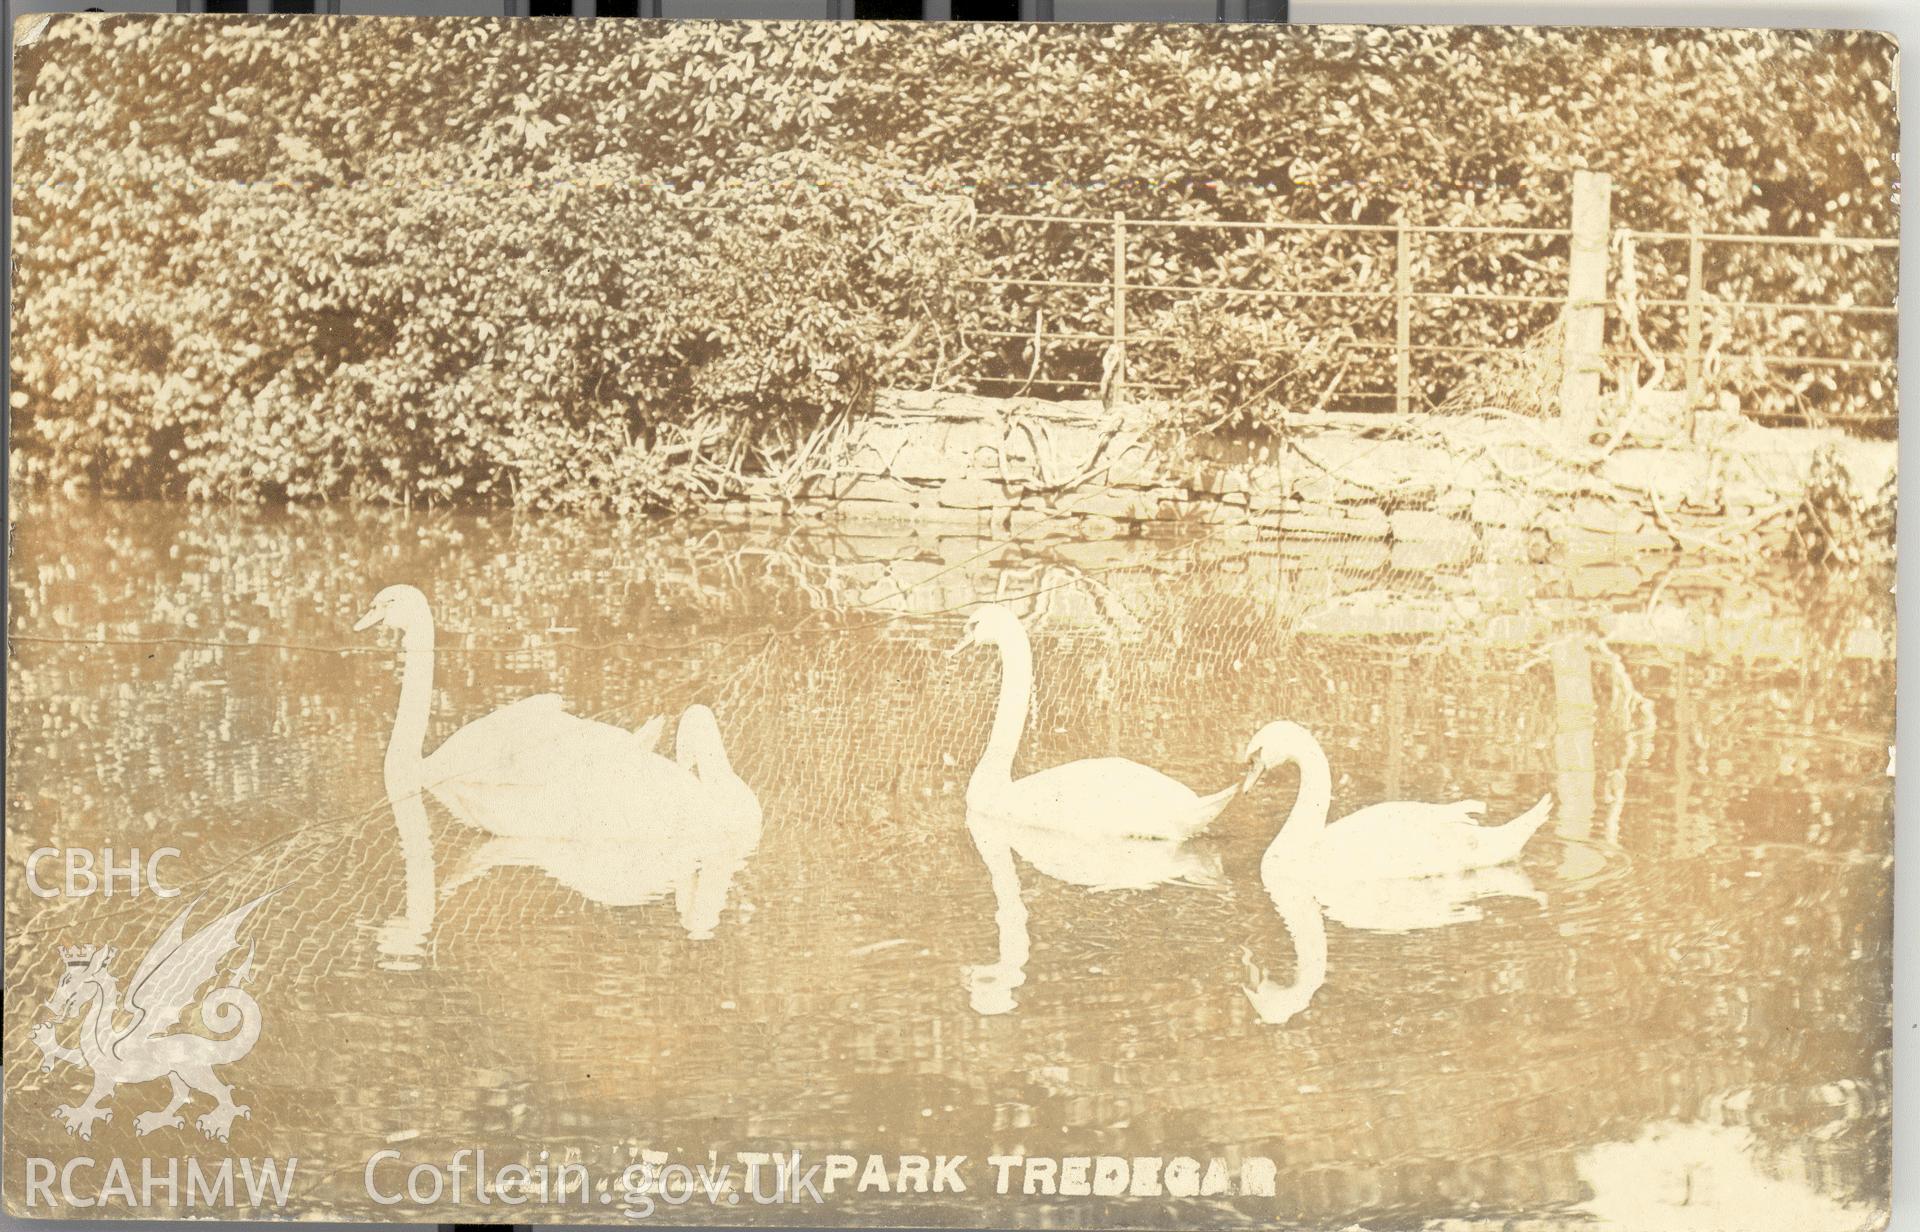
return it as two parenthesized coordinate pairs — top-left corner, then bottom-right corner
(954, 603), (1552, 873)
(954, 603), (1554, 1018)
(356, 584), (762, 942)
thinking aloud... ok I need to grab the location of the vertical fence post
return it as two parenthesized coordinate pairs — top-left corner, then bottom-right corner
(1558, 169), (1612, 436)
(1110, 211), (1128, 405)
(1384, 656), (1407, 799)
(1394, 222), (1412, 414)
(1550, 636), (1596, 843)
(1683, 228), (1704, 406)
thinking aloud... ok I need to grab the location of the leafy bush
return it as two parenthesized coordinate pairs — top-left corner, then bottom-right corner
(1152, 298), (1359, 432)
(12, 141), (979, 509)
(8, 17), (1897, 508)
(1790, 448), (1897, 569)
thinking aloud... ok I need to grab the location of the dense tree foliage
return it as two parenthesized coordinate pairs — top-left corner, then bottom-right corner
(9, 16), (1898, 508)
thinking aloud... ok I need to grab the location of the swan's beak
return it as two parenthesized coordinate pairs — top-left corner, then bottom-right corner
(1241, 751), (1268, 795)
(352, 606), (383, 632)
(946, 629), (977, 658)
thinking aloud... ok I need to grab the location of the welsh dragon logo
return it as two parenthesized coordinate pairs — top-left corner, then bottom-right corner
(31, 892), (273, 1143)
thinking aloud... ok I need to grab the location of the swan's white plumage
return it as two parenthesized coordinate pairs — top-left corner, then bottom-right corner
(424, 694), (651, 786)
(429, 706), (761, 937)
(1236, 721), (1553, 1025)
(970, 757), (1239, 843)
(1244, 720), (1553, 885)
(359, 585), (736, 843)
(957, 605), (1241, 841)
(633, 713), (667, 754)
(415, 694), (703, 839)
(673, 703), (763, 832)
(1280, 796), (1552, 883)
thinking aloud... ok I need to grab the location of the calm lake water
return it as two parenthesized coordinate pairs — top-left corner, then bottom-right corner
(4, 496), (1893, 1228)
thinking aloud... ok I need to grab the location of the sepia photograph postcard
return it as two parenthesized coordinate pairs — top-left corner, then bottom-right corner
(2, 13), (1898, 1228)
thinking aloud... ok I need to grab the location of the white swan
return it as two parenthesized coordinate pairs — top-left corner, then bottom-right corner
(954, 605), (1247, 839)
(356, 584), (700, 842)
(633, 713), (668, 754)
(1235, 719), (1551, 1024)
(1242, 720), (1554, 883)
(391, 703), (761, 945)
(670, 704), (763, 834)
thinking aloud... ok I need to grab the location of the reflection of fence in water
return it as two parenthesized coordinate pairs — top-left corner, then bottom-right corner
(2, 506), (1894, 1220)
(3, 503), (1894, 1082)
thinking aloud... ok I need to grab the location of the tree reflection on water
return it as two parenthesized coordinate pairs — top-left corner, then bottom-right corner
(4, 496), (1892, 1226)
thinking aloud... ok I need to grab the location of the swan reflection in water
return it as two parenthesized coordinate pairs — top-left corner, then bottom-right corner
(1240, 720), (1551, 1024)
(1244, 866), (1546, 1024)
(381, 706), (762, 957)
(448, 704), (761, 939)
(440, 820), (760, 940)
(964, 806), (1223, 1015)
(950, 602), (1270, 1016)
(355, 586), (761, 958)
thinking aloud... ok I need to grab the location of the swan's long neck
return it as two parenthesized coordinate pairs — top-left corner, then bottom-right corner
(681, 718), (735, 783)
(1265, 734), (1334, 860)
(385, 620), (435, 796)
(975, 633), (1034, 789)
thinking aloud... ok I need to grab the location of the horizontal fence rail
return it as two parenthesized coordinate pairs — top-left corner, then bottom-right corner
(1617, 229), (1899, 409)
(953, 178), (1896, 429)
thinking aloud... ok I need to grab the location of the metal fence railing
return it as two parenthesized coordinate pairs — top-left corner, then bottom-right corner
(955, 175), (1898, 429)
(1610, 229), (1898, 424)
(965, 211), (1573, 412)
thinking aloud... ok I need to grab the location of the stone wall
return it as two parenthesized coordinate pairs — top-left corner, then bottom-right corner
(725, 389), (1895, 565)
